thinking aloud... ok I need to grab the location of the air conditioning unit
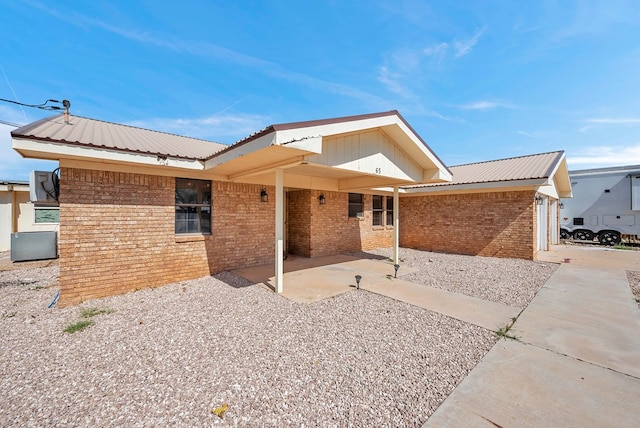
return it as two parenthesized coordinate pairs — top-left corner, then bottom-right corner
(30, 170), (58, 203)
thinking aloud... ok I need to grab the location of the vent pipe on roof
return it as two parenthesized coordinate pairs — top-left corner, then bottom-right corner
(62, 99), (71, 124)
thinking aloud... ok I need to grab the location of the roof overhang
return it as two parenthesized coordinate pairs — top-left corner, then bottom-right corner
(547, 153), (572, 198)
(12, 137), (206, 171)
(402, 178), (550, 196)
(203, 111), (452, 189)
(11, 111), (452, 192)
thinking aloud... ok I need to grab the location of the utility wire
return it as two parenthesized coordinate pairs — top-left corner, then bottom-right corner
(0, 97), (66, 111)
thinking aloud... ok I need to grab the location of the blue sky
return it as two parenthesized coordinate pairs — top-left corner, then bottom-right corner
(2, 0), (640, 180)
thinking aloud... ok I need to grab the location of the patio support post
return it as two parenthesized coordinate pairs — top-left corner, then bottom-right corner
(393, 185), (399, 264)
(275, 168), (284, 293)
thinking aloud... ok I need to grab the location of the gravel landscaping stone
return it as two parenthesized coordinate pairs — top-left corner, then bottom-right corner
(627, 271), (640, 308)
(0, 249), (556, 427)
(356, 248), (558, 308)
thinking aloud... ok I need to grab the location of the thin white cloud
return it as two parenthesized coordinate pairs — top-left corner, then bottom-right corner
(458, 100), (517, 110)
(517, 130), (544, 138)
(422, 27), (487, 65)
(25, 1), (384, 106)
(423, 42), (449, 57)
(567, 143), (640, 168)
(584, 118), (640, 124)
(128, 113), (270, 144)
(377, 66), (415, 99)
(453, 27), (487, 57)
(580, 117), (640, 133)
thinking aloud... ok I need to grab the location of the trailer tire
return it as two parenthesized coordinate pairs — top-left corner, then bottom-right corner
(573, 229), (594, 241)
(560, 228), (572, 240)
(598, 231), (621, 246)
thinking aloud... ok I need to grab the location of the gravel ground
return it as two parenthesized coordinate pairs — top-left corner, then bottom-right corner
(627, 271), (640, 308)
(0, 249), (555, 427)
(354, 248), (558, 308)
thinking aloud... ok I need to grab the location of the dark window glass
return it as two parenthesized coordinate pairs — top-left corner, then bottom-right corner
(348, 193), (363, 218)
(175, 178), (211, 234)
(386, 196), (394, 226)
(373, 195), (383, 226)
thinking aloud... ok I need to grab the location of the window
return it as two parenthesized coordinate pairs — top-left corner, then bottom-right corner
(386, 196), (394, 226)
(175, 178), (211, 234)
(372, 195), (383, 226)
(34, 205), (59, 224)
(348, 193), (363, 218)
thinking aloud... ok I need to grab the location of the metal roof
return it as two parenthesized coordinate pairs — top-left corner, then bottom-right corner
(408, 151), (565, 188)
(11, 114), (228, 160)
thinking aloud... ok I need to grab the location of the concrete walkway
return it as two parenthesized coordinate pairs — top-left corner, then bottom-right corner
(425, 246), (640, 427)
(364, 279), (519, 331)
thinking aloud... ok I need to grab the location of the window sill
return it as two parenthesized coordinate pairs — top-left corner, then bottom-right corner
(175, 234), (208, 243)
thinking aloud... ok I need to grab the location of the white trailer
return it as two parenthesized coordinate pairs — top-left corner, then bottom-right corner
(560, 164), (640, 245)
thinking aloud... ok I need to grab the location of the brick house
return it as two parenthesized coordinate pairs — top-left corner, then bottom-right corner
(11, 111), (570, 306)
(402, 151), (571, 260)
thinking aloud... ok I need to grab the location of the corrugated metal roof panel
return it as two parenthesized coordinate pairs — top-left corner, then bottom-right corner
(408, 151), (564, 188)
(12, 114), (228, 160)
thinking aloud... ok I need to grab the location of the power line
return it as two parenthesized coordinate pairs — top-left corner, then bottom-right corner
(0, 97), (69, 111)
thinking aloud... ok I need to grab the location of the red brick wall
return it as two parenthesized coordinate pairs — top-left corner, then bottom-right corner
(308, 190), (394, 257)
(399, 191), (537, 260)
(286, 190), (311, 257)
(58, 168), (274, 306)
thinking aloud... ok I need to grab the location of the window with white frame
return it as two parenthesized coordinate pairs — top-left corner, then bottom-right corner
(175, 178), (211, 234)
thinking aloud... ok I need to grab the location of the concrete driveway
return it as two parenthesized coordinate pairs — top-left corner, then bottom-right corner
(425, 245), (640, 427)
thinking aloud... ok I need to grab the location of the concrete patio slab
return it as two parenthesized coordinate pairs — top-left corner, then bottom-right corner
(424, 340), (640, 428)
(232, 255), (415, 303)
(364, 279), (520, 331)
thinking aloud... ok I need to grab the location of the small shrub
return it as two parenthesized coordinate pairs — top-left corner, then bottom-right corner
(64, 320), (93, 334)
(81, 308), (114, 318)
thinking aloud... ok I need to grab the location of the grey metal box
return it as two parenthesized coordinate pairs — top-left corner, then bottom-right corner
(11, 231), (58, 262)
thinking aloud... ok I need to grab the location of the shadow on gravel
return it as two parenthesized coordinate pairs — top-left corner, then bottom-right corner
(212, 271), (257, 289)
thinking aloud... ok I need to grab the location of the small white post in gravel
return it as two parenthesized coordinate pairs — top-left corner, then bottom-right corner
(393, 185), (400, 264)
(275, 168), (284, 294)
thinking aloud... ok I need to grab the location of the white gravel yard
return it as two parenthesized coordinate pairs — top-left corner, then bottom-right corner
(0, 249), (556, 427)
(358, 248), (559, 308)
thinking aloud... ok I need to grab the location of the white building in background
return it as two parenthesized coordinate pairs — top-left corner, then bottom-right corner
(0, 180), (59, 252)
(560, 164), (640, 245)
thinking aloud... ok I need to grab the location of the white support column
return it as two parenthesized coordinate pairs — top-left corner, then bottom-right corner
(275, 168), (284, 293)
(393, 185), (400, 264)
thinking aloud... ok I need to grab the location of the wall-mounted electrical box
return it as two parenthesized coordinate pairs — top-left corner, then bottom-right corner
(29, 170), (58, 203)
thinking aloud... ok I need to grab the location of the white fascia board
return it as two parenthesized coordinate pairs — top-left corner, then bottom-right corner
(423, 167), (452, 183)
(13, 138), (204, 170)
(204, 132), (276, 169)
(403, 178), (547, 194)
(277, 134), (323, 153)
(276, 116), (398, 143)
(393, 119), (450, 175)
(0, 184), (29, 192)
